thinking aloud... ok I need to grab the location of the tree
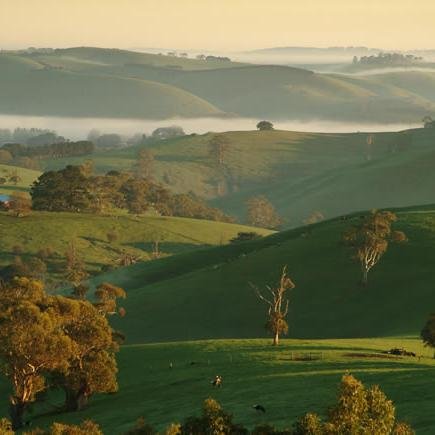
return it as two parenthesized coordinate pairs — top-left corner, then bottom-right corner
(0, 278), (76, 429)
(209, 134), (230, 166)
(256, 121), (274, 131)
(181, 398), (247, 434)
(295, 373), (414, 434)
(423, 116), (435, 128)
(343, 210), (407, 285)
(151, 126), (185, 140)
(230, 232), (262, 243)
(135, 148), (154, 180)
(254, 266), (295, 345)
(8, 191), (31, 217)
(56, 298), (120, 411)
(65, 241), (89, 288)
(421, 313), (435, 357)
(0, 149), (13, 163)
(246, 195), (282, 229)
(94, 282), (126, 315)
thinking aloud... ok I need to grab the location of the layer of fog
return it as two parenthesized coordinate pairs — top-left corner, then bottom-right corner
(339, 66), (435, 76)
(0, 114), (421, 140)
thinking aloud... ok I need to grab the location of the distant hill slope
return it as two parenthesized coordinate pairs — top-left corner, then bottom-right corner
(1, 47), (435, 120)
(96, 206), (435, 343)
(0, 54), (221, 119)
(42, 127), (435, 226)
(0, 211), (273, 281)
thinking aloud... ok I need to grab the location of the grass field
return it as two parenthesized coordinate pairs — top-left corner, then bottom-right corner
(0, 338), (434, 433)
(0, 211), (273, 283)
(42, 127), (435, 226)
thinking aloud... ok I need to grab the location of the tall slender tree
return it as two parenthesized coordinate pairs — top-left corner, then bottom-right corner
(254, 266), (295, 345)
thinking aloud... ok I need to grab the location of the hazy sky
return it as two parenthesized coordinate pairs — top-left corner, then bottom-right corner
(1, 0), (434, 51)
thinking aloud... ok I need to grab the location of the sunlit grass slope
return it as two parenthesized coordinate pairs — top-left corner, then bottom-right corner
(93, 206), (435, 343)
(0, 164), (40, 195)
(1, 338), (434, 433)
(0, 211), (273, 279)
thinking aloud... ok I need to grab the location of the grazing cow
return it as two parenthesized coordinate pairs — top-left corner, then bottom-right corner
(211, 375), (222, 387)
(252, 404), (266, 413)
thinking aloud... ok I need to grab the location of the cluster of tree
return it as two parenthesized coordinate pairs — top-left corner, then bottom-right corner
(247, 195), (282, 229)
(423, 116), (435, 129)
(0, 128), (62, 146)
(87, 126), (186, 150)
(256, 121), (274, 131)
(0, 418), (102, 434)
(1, 141), (94, 160)
(30, 165), (233, 222)
(0, 277), (125, 429)
(343, 210), (407, 285)
(196, 54), (231, 62)
(352, 52), (423, 66)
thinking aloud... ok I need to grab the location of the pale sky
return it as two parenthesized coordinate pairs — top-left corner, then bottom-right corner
(1, 0), (434, 51)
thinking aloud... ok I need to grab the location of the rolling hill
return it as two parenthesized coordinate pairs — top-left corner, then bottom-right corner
(41, 127), (435, 227)
(0, 211), (273, 283)
(2, 207), (435, 432)
(1, 47), (435, 120)
(91, 205), (435, 343)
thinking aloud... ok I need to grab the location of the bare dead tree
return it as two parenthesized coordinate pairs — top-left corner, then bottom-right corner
(253, 266), (296, 345)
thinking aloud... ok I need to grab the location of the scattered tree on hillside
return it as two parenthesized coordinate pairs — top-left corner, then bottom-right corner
(0, 278), (76, 429)
(421, 313), (435, 358)
(107, 230), (118, 244)
(295, 373), (414, 434)
(256, 120), (274, 131)
(230, 231), (262, 243)
(181, 398), (247, 434)
(0, 149), (13, 163)
(209, 134), (230, 166)
(246, 195), (282, 229)
(423, 115), (435, 129)
(303, 211), (324, 226)
(135, 148), (154, 180)
(116, 250), (140, 267)
(343, 210), (407, 285)
(65, 241), (89, 288)
(366, 134), (374, 161)
(8, 191), (31, 217)
(254, 266), (295, 345)
(151, 126), (185, 140)
(56, 298), (120, 411)
(94, 282), (126, 316)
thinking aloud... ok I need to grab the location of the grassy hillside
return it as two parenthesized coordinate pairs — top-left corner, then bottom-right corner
(86, 206), (435, 343)
(0, 163), (40, 195)
(1, 47), (435, 120)
(42, 128), (435, 226)
(0, 211), (272, 283)
(0, 55), (221, 119)
(0, 337), (433, 433)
